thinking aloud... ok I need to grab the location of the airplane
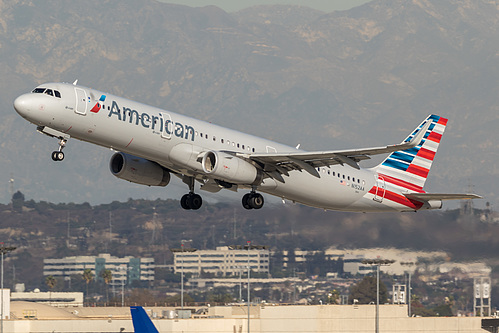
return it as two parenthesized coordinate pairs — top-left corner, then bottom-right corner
(130, 306), (159, 333)
(13, 81), (481, 212)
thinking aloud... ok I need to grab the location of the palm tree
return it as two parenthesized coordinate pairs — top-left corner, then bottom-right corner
(45, 275), (56, 305)
(45, 275), (57, 290)
(101, 269), (113, 304)
(82, 268), (94, 300)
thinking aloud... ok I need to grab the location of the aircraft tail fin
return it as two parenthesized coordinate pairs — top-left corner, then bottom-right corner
(130, 306), (159, 333)
(375, 115), (447, 192)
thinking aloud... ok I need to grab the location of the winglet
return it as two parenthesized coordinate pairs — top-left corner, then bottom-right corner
(407, 119), (431, 147)
(130, 306), (159, 333)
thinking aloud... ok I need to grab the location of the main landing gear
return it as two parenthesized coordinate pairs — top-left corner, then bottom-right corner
(181, 192), (203, 210)
(51, 138), (67, 161)
(242, 191), (264, 210)
(180, 176), (203, 210)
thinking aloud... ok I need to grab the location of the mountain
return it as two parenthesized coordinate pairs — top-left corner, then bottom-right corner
(0, 0), (496, 207)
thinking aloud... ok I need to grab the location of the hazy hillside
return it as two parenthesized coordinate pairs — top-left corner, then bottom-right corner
(0, 0), (496, 207)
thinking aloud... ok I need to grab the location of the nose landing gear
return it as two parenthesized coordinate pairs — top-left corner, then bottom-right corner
(51, 138), (67, 161)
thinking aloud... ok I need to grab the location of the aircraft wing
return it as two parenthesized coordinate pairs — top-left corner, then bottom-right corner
(240, 121), (431, 179)
(404, 193), (483, 201)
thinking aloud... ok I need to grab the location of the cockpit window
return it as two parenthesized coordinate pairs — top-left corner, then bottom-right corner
(31, 87), (61, 98)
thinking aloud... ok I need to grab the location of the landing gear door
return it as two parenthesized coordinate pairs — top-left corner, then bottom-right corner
(161, 113), (172, 140)
(75, 88), (87, 115)
(373, 175), (385, 203)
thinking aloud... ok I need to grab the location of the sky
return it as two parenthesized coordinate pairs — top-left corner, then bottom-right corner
(159, 0), (373, 13)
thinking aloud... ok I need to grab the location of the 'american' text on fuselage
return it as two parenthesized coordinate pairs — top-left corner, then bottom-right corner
(107, 100), (195, 141)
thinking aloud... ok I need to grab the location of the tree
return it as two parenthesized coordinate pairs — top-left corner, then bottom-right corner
(45, 275), (56, 304)
(45, 275), (56, 290)
(101, 269), (113, 303)
(349, 276), (388, 304)
(83, 269), (94, 298)
(12, 190), (25, 212)
(328, 289), (340, 304)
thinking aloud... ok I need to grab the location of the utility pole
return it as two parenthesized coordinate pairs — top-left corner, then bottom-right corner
(0, 245), (16, 333)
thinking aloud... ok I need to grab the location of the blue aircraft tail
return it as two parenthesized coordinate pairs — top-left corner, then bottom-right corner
(130, 306), (159, 333)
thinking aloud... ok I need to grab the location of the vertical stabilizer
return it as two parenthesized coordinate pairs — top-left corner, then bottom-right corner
(375, 115), (447, 192)
(130, 306), (159, 333)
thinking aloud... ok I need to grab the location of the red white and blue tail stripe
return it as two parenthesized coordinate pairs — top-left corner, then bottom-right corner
(376, 114), (447, 193)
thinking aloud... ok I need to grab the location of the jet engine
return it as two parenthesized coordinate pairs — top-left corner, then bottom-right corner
(202, 151), (262, 185)
(110, 152), (170, 186)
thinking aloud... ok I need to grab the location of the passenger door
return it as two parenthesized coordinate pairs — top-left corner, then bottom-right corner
(74, 88), (87, 115)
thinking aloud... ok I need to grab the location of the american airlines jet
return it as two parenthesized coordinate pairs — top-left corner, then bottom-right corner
(13, 82), (480, 212)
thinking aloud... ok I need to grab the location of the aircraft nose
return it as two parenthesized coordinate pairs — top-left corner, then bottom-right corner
(13, 94), (32, 118)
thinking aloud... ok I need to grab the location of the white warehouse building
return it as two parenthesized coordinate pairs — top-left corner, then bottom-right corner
(173, 246), (270, 277)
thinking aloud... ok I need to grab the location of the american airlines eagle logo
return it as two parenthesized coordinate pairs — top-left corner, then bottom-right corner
(90, 95), (107, 113)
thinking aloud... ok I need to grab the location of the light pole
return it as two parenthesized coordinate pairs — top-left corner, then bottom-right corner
(362, 259), (395, 333)
(401, 261), (415, 317)
(171, 242), (196, 309)
(0, 245), (16, 333)
(247, 241), (251, 333)
(118, 266), (129, 307)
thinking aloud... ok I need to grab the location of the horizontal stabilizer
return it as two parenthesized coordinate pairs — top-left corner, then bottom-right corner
(404, 193), (482, 201)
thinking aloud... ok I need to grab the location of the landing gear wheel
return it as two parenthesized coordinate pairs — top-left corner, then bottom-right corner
(181, 194), (191, 210)
(242, 193), (252, 209)
(250, 193), (264, 209)
(180, 193), (203, 210)
(242, 192), (264, 210)
(188, 193), (203, 210)
(51, 151), (65, 161)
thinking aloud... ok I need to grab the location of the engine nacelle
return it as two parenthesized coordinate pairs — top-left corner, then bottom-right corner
(202, 151), (262, 185)
(110, 152), (170, 187)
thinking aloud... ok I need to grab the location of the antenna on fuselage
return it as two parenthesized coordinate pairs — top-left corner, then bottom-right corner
(72, 79), (78, 85)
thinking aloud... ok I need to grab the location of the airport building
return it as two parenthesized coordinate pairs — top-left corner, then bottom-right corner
(3, 300), (486, 333)
(173, 246), (270, 277)
(43, 253), (154, 285)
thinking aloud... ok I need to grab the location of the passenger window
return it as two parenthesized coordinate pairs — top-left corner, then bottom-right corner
(252, 148), (255, 152)
(213, 136), (216, 141)
(237, 143), (240, 148)
(221, 139), (224, 144)
(348, 176), (350, 181)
